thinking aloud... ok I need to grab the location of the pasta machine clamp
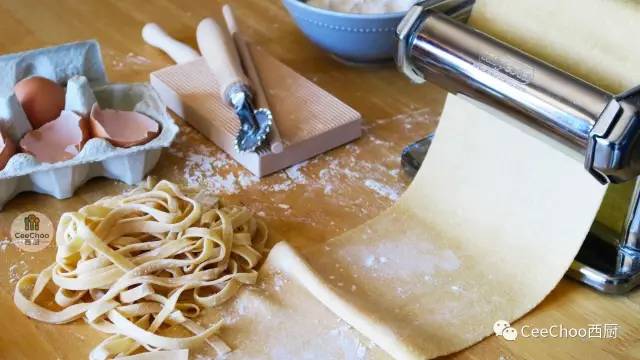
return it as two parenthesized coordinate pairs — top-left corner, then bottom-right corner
(396, 0), (640, 294)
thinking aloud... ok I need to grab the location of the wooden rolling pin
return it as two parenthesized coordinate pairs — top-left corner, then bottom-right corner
(196, 17), (249, 101)
(141, 23), (200, 64)
(197, 17), (273, 152)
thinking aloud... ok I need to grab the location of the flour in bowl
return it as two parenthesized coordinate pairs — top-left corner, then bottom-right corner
(307, 0), (417, 14)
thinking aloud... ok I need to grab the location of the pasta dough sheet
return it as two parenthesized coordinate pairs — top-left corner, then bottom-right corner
(469, 0), (640, 93)
(468, 0), (640, 245)
(189, 94), (607, 359)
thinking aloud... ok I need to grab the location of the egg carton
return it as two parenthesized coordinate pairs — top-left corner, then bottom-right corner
(0, 40), (178, 210)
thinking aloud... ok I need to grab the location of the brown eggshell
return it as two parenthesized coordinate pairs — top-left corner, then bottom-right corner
(0, 129), (17, 170)
(19, 110), (90, 163)
(14, 76), (66, 129)
(89, 103), (160, 148)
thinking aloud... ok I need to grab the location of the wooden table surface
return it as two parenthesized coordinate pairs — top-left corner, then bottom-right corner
(0, 1), (638, 359)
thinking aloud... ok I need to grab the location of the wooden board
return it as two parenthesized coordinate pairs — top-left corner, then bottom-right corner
(151, 45), (361, 177)
(0, 1), (637, 359)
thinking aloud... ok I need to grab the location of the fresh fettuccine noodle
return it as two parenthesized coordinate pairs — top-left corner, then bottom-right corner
(13, 179), (269, 359)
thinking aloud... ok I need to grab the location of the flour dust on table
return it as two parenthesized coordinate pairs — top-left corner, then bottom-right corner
(166, 109), (437, 236)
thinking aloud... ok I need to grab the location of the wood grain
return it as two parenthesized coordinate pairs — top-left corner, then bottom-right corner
(0, 1), (637, 359)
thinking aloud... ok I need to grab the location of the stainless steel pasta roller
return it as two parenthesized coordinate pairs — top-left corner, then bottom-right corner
(397, 0), (640, 294)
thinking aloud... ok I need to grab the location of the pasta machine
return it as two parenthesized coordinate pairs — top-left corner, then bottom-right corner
(396, 0), (640, 294)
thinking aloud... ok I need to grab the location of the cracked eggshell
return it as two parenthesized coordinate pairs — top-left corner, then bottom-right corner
(14, 76), (66, 129)
(89, 103), (160, 148)
(0, 129), (16, 170)
(19, 110), (90, 163)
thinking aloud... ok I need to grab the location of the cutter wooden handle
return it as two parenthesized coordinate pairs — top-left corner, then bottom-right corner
(141, 23), (200, 64)
(196, 17), (249, 101)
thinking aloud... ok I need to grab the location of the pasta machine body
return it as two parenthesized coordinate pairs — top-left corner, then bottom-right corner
(396, 0), (640, 294)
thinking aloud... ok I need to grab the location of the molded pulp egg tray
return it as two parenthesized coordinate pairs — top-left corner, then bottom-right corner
(0, 40), (179, 209)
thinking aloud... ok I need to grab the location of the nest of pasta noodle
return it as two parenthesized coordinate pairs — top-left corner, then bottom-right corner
(14, 178), (269, 359)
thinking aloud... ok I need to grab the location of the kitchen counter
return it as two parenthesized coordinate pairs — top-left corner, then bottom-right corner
(0, 1), (637, 359)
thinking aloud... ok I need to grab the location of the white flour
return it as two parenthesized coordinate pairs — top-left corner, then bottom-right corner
(342, 238), (460, 280)
(313, 208), (463, 304)
(0, 238), (9, 251)
(105, 50), (152, 71)
(169, 143), (260, 194)
(364, 179), (400, 201)
(285, 161), (308, 184)
(308, 0), (417, 14)
(340, 236), (462, 297)
(8, 260), (29, 284)
(165, 109), (436, 233)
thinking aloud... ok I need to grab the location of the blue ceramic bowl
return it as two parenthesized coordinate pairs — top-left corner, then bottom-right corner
(281, 0), (406, 64)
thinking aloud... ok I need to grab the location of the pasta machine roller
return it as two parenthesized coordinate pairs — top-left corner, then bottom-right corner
(396, 0), (640, 294)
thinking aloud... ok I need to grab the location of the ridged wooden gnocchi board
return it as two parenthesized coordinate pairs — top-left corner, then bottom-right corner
(150, 44), (362, 177)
